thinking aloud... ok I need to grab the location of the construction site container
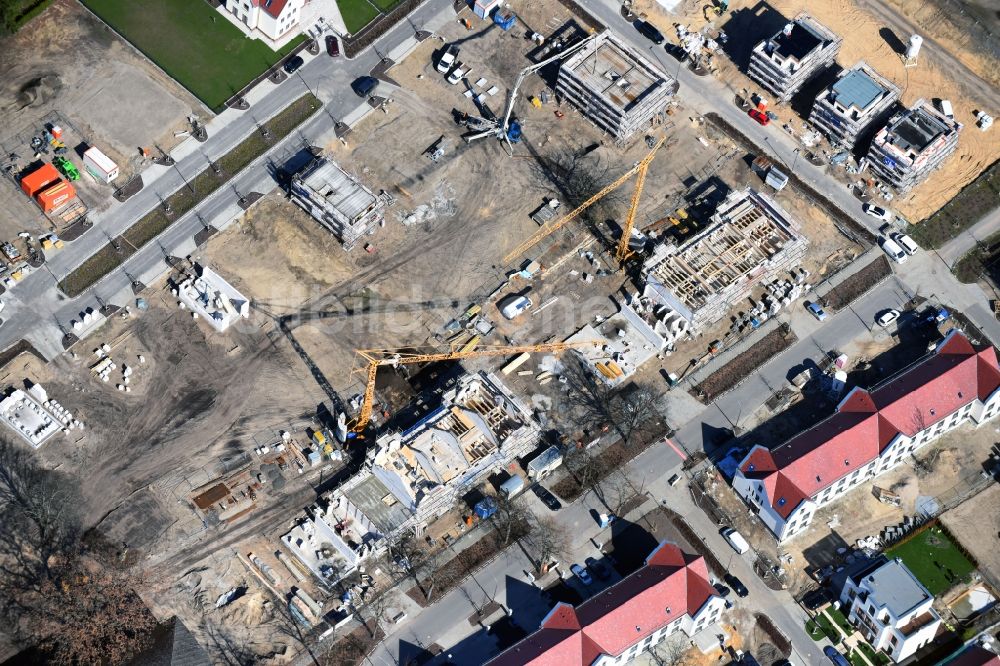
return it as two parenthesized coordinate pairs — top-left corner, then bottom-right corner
(82, 147), (119, 184)
(20, 163), (60, 198)
(36, 180), (76, 213)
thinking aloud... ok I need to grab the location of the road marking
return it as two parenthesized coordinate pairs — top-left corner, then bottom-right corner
(663, 437), (686, 460)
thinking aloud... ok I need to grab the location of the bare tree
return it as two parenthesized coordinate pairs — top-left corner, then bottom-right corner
(559, 357), (666, 449)
(521, 517), (569, 572)
(648, 634), (695, 665)
(384, 531), (432, 602)
(0, 437), (156, 664)
(488, 494), (532, 547)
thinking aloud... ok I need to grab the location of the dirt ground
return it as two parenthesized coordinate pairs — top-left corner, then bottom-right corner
(781, 419), (1000, 592)
(639, 0), (1000, 222)
(940, 483), (1000, 589)
(0, 0), (207, 239)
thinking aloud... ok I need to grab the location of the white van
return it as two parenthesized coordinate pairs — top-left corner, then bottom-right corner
(879, 236), (908, 264)
(721, 527), (750, 554)
(938, 99), (954, 119)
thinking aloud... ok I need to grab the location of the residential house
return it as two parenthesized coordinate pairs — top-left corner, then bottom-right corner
(487, 541), (725, 665)
(733, 330), (1000, 542)
(747, 14), (842, 103)
(808, 61), (899, 149)
(220, 0), (304, 42)
(836, 557), (941, 662)
(867, 99), (962, 194)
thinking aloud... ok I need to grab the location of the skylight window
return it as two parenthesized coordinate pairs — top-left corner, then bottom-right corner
(777, 497), (787, 506)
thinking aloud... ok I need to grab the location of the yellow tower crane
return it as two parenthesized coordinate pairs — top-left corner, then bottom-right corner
(502, 135), (665, 266)
(350, 339), (601, 433)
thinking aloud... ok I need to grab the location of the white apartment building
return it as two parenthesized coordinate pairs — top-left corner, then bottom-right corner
(837, 557), (941, 662)
(487, 542), (725, 665)
(733, 330), (1000, 542)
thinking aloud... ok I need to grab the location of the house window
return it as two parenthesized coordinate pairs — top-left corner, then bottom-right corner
(890, 635), (898, 646)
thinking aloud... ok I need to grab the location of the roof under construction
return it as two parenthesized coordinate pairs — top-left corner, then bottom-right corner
(561, 33), (666, 112)
(295, 159), (378, 224)
(643, 189), (807, 328)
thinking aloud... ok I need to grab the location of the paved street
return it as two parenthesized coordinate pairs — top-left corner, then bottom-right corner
(939, 206), (1000, 267)
(2, 0), (999, 664)
(0, 0), (456, 359)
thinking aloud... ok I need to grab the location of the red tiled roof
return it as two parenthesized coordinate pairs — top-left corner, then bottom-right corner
(253, 0), (290, 18)
(738, 331), (1000, 521)
(487, 543), (716, 666)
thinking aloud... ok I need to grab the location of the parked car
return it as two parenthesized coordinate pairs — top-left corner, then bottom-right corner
(351, 76), (380, 98)
(892, 232), (919, 255)
(805, 301), (827, 321)
(283, 55), (305, 74)
(325, 35), (340, 57)
(748, 108), (770, 126)
(723, 573), (749, 597)
(863, 203), (892, 221)
(0, 300), (5, 314)
(878, 236), (908, 264)
(824, 646), (851, 666)
(530, 483), (562, 511)
(634, 19), (665, 44)
(499, 294), (532, 319)
(801, 588), (831, 611)
(446, 62), (468, 85)
(876, 309), (900, 327)
(585, 557), (611, 581)
(571, 563), (593, 586)
(713, 582), (731, 597)
(721, 527), (750, 554)
(437, 45), (459, 73)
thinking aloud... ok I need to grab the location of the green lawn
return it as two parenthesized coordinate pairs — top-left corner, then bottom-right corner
(856, 641), (892, 665)
(826, 606), (854, 636)
(80, 0), (303, 110)
(337, 0), (381, 33)
(805, 612), (843, 642)
(886, 526), (976, 596)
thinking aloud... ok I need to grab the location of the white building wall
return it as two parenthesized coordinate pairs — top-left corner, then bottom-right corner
(737, 387), (1000, 542)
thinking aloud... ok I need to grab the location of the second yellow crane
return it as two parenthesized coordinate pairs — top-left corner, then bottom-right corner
(503, 135), (665, 266)
(349, 339), (601, 433)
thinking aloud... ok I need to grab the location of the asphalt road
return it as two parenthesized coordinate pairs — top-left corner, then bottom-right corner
(2, 0), (998, 663)
(0, 0), (455, 359)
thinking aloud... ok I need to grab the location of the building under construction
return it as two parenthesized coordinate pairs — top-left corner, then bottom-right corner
(556, 32), (678, 142)
(641, 188), (807, 332)
(866, 99), (962, 193)
(808, 61), (899, 149)
(748, 14), (841, 103)
(281, 372), (538, 584)
(289, 157), (391, 249)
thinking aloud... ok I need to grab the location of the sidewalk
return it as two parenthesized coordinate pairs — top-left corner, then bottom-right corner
(938, 206), (1000, 267)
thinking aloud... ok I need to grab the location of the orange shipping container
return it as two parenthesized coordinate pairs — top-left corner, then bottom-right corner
(36, 180), (76, 213)
(20, 163), (60, 198)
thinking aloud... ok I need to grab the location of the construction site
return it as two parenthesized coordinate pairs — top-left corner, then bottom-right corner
(0, 0), (995, 662)
(641, 0), (1000, 221)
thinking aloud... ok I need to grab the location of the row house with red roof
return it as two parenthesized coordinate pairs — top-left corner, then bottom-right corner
(486, 541), (725, 666)
(222, 0), (304, 43)
(733, 330), (1000, 542)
